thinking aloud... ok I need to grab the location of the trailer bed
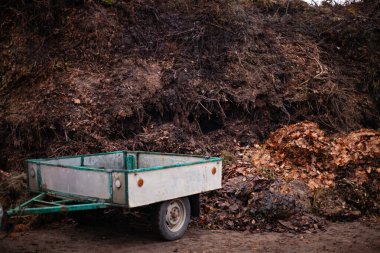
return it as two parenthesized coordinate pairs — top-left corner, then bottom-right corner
(25, 151), (222, 208)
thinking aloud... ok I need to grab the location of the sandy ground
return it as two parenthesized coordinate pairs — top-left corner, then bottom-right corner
(0, 220), (379, 253)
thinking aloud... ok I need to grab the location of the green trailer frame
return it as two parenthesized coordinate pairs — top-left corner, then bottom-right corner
(3, 150), (223, 240)
(5, 150), (223, 217)
(6, 193), (109, 216)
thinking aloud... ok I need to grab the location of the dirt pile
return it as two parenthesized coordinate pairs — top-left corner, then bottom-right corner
(199, 121), (379, 231)
(0, 0), (379, 172)
(0, 171), (27, 210)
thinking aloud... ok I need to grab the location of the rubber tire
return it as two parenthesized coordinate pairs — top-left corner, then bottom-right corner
(154, 197), (191, 241)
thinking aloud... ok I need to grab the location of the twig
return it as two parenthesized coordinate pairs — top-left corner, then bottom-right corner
(198, 102), (212, 115)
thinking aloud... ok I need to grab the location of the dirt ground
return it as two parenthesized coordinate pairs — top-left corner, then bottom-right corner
(0, 221), (379, 253)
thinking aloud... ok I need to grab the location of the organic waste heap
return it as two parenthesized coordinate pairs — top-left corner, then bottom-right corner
(0, 0), (379, 233)
(200, 122), (379, 232)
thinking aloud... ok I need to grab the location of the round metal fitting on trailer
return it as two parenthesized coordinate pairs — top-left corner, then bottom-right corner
(115, 179), (122, 188)
(30, 169), (36, 178)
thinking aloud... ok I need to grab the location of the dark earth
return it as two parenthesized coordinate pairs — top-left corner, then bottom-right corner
(1, 221), (379, 253)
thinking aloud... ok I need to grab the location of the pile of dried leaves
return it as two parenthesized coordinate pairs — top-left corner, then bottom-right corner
(199, 121), (379, 232)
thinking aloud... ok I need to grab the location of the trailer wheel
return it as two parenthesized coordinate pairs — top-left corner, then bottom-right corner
(154, 197), (190, 241)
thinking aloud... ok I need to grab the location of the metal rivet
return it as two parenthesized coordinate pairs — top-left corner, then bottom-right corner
(115, 179), (121, 188)
(212, 167), (217, 175)
(137, 178), (144, 187)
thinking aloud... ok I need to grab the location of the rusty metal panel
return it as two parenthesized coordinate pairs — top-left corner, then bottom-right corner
(44, 157), (81, 166)
(127, 160), (222, 208)
(27, 163), (39, 192)
(39, 165), (111, 199)
(83, 153), (124, 170)
(137, 153), (203, 169)
(112, 172), (126, 204)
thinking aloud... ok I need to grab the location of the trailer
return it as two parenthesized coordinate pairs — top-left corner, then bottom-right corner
(2, 151), (223, 240)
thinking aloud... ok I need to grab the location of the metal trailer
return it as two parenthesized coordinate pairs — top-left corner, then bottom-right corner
(2, 151), (222, 240)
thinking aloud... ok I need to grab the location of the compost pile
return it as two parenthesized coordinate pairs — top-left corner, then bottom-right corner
(0, 0), (379, 233)
(1, 0), (379, 168)
(199, 121), (379, 232)
(0, 172), (26, 211)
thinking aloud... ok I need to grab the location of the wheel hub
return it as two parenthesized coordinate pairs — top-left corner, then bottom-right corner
(165, 200), (186, 232)
(169, 206), (180, 223)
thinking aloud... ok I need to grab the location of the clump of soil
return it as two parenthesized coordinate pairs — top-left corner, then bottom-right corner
(0, 171), (27, 210)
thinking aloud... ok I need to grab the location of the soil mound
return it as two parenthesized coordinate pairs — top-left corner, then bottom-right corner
(0, 0), (379, 171)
